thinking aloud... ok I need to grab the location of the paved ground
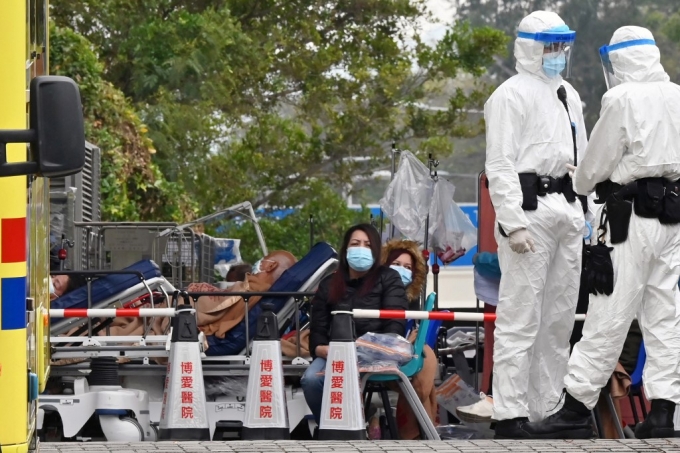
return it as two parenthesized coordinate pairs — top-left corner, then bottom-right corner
(38, 439), (680, 452)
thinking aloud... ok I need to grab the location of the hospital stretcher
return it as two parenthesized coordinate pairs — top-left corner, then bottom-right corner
(40, 242), (339, 441)
(50, 242), (336, 358)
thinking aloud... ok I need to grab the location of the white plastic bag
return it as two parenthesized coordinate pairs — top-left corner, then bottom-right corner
(428, 178), (477, 261)
(356, 332), (415, 368)
(379, 151), (434, 242)
(315, 332), (415, 375)
(436, 373), (479, 416)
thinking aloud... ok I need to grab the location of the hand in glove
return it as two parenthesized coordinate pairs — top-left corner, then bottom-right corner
(584, 243), (615, 296)
(566, 163), (577, 178)
(508, 228), (536, 254)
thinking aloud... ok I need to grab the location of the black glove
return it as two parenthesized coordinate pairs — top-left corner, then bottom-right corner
(584, 243), (615, 296)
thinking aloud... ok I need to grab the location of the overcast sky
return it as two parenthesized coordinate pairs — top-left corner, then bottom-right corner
(421, 0), (457, 44)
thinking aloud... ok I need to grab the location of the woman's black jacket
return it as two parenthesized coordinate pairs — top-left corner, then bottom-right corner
(309, 265), (409, 358)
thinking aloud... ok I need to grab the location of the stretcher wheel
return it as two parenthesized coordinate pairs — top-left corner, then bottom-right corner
(119, 417), (145, 442)
(39, 410), (64, 442)
(149, 424), (159, 441)
(99, 414), (145, 442)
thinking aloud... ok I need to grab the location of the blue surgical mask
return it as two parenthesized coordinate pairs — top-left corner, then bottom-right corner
(49, 278), (56, 296)
(542, 51), (566, 78)
(390, 265), (412, 286)
(347, 247), (374, 272)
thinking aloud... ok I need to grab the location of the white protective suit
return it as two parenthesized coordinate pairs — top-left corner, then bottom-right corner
(484, 11), (588, 422)
(565, 26), (680, 410)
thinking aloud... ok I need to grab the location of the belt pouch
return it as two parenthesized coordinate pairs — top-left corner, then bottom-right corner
(562, 175), (577, 203)
(518, 173), (539, 211)
(606, 194), (633, 244)
(661, 180), (680, 224)
(595, 180), (620, 204)
(634, 178), (664, 218)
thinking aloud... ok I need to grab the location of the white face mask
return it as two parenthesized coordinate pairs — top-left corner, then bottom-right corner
(49, 278), (56, 296)
(252, 259), (274, 275)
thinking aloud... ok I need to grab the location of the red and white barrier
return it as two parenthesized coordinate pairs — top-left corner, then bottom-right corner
(50, 307), (181, 318)
(352, 309), (587, 322)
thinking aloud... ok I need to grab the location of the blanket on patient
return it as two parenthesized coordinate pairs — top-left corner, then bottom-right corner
(52, 277), (273, 364)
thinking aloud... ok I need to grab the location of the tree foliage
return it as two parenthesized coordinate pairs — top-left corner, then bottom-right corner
(51, 0), (508, 213)
(454, 0), (680, 130)
(218, 180), (372, 263)
(49, 24), (196, 221)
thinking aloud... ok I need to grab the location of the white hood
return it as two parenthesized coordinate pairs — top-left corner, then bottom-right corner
(514, 11), (567, 82)
(608, 26), (669, 85)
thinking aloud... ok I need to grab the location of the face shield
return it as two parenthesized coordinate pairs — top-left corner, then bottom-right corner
(599, 38), (656, 89)
(518, 25), (576, 79)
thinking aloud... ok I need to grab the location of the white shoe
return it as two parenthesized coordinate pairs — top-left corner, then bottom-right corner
(456, 392), (495, 423)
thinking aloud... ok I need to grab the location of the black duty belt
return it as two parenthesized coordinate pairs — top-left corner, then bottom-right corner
(519, 173), (571, 196)
(594, 177), (680, 204)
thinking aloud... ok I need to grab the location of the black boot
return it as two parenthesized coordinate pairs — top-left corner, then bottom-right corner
(494, 417), (531, 439)
(523, 392), (594, 439)
(635, 399), (676, 439)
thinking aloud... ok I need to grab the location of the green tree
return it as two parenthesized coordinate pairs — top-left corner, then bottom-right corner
(639, 2), (680, 81)
(49, 24), (196, 221)
(50, 0), (508, 213)
(217, 180), (372, 263)
(454, 0), (680, 130)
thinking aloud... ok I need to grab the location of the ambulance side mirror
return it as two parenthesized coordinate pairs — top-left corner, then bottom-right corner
(0, 75), (85, 178)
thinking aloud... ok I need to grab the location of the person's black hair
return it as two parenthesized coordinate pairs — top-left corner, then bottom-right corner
(65, 274), (88, 294)
(226, 263), (252, 282)
(328, 223), (382, 304)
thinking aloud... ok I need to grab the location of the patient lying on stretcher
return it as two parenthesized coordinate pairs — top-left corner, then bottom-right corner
(52, 250), (297, 360)
(50, 274), (88, 301)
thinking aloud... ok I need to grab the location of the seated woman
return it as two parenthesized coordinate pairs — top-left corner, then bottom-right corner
(302, 224), (409, 426)
(382, 239), (437, 440)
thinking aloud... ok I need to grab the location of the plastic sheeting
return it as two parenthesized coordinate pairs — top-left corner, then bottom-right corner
(428, 177), (477, 256)
(446, 329), (485, 349)
(379, 151), (477, 259)
(379, 151), (434, 242)
(436, 373), (479, 417)
(356, 332), (415, 369)
(313, 332), (415, 374)
(436, 425), (485, 440)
